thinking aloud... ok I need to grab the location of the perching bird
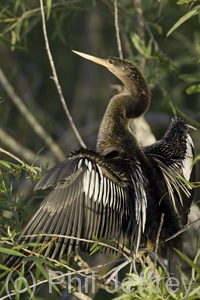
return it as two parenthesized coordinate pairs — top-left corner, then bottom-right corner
(0, 51), (195, 279)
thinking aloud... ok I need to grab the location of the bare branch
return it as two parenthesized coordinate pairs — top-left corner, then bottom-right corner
(20, 233), (130, 260)
(155, 213), (164, 255)
(139, 248), (170, 277)
(133, 0), (145, 43)
(39, 0), (86, 148)
(164, 217), (200, 243)
(0, 68), (65, 162)
(71, 291), (92, 300)
(154, 213), (164, 270)
(133, 0), (146, 70)
(114, 0), (123, 59)
(116, 2), (163, 55)
(0, 127), (42, 164)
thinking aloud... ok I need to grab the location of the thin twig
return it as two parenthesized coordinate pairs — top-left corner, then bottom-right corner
(105, 257), (132, 284)
(114, 0), (123, 59)
(0, 147), (38, 175)
(133, 0), (146, 70)
(164, 217), (200, 243)
(20, 233), (130, 260)
(0, 244), (128, 300)
(154, 213), (164, 270)
(133, 0), (145, 44)
(116, 2), (163, 55)
(39, 0), (86, 148)
(155, 213), (164, 254)
(1, 239), (126, 278)
(0, 68), (65, 162)
(139, 248), (170, 278)
(142, 18), (163, 54)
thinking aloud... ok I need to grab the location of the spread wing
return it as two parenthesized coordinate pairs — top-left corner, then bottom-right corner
(2, 149), (147, 273)
(144, 117), (194, 225)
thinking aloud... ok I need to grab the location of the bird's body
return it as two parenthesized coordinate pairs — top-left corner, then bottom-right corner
(0, 52), (195, 279)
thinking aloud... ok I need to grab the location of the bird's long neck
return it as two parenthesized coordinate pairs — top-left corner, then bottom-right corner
(96, 63), (150, 156)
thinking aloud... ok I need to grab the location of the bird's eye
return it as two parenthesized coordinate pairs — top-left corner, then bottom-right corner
(108, 58), (114, 65)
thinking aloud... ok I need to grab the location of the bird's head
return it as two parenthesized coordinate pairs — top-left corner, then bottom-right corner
(72, 50), (133, 83)
(72, 50), (150, 118)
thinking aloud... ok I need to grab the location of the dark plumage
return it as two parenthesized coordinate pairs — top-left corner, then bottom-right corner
(0, 51), (195, 279)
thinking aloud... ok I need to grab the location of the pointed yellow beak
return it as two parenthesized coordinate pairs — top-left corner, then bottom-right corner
(72, 50), (107, 68)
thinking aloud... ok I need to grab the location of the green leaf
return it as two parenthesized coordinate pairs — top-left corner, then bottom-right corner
(174, 248), (200, 274)
(0, 160), (12, 171)
(52, 12), (67, 44)
(131, 32), (152, 59)
(35, 261), (49, 279)
(11, 30), (17, 51)
(167, 5), (200, 36)
(0, 247), (25, 257)
(0, 263), (10, 271)
(187, 285), (200, 297)
(89, 236), (113, 255)
(176, 108), (200, 127)
(192, 154), (200, 167)
(0, 35), (22, 49)
(148, 22), (163, 35)
(177, 0), (189, 4)
(23, 256), (54, 268)
(14, 0), (22, 14)
(176, 175), (198, 189)
(179, 73), (200, 83)
(35, 261), (61, 294)
(186, 84), (200, 94)
(15, 20), (23, 43)
(16, 265), (25, 300)
(16, 265), (36, 300)
(45, 0), (52, 20)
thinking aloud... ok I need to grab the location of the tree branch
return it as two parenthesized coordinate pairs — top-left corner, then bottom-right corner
(0, 68), (65, 162)
(0, 127), (43, 165)
(164, 217), (200, 243)
(114, 0), (123, 59)
(39, 0), (86, 148)
(133, 0), (146, 70)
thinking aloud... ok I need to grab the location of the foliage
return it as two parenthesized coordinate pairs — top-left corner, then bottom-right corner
(113, 263), (200, 300)
(0, 160), (39, 233)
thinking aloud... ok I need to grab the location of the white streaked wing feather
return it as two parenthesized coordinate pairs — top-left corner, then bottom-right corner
(77, 158), (83, 169)
(182, 134), (194, 181)
(153, 153), (192, 212)
(79, 157), (146, 254)
(93, 170), (99, 202)
(109, 181), (114, 208)
(130, 162), (147, 254)
(89, 169), (95, 198)
(102, 177), (108, 206)
(83, 169), (90, 196)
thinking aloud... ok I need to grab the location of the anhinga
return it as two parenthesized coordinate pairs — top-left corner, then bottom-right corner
(0, 51), (195, 279)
